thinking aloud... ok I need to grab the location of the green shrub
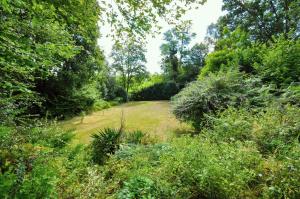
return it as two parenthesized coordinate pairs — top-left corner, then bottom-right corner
(124, 130), (146, 145)
(130, 74), (164, 93)
(171, 70), (271, 130)
(159, 138), (263, 198)
(205, 105), (300, 156)
(254, 38), (300, 87)
(91, 99), (111, 111)
(200, 28), (263, 77)
(117, 176), (165, 199)
(200, 49), (239, 77)
(98, 143), (171, 197)
(102, 137), (263, 198)
(45, 94), (96, 119)
(100, 76), (128, 102)
(0, 122), (106, 198)
(199, 105), (300, 198)
(253, 105), (300, 155)
(131, 81), (180, 101)
(124, 131), (158, 145)
(262, 144), (300, 199)
(91, 128), (122, 165)
(30, 125), (74, 148)
(18, 160), (59, 199)
(0, 123), (73, 150)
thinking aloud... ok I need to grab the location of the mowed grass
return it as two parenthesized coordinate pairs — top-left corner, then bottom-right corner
(61, 101), (192, 144)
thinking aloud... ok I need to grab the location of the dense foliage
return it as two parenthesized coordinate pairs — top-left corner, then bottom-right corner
(0, 123), (105, 198)
(220, 0), (300, 41)
(171, 70), (271, 129)
(160, 21), (209, 84)
(255, 37), (300, 87)
(131, 81), (180, 101)
(200, 28), (260, 76)
(0, 0), (105, 121)
(1, 0), (300, 198)
(97, 104), (300, 198)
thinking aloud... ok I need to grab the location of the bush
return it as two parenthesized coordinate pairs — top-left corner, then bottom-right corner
(100, 76), (128, 102)
(99, 103), (300, 198)
(262, 144), (300, 199)
(0, 123), (104, 198)
(201, 105), (300, 198)
(159, 138), (263, 198)
(117, 176), (165, 199)
(91, 128), (122, 165)
(254, 38), (300, 87)
(199, 49), (239, 77)
(91, 99), (111, 111)
(98, 143), (171, 197)
(204, 105), (300, 155)
(171, 70), (271, 129)
(131, 81), (180, 101)
(101, 137), (263, 198)
(199, 28), (262, 77)
(123, 130), (146, 145)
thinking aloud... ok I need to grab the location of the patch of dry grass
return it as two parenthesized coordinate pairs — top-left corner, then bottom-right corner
(61, 101), (192, 144)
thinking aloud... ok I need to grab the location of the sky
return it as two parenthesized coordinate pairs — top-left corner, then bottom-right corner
(98, 0), (224, 73)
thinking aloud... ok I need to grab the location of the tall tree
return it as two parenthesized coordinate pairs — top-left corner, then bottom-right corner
(160, 21), (196, 82)
(205, 22), (222, 49)
(183, 43), (209, 81)
(220, 0), (300, 41)
(35, 0), (105, 117)
(111, 40), (147, 100)
(0, 0), (103, 121)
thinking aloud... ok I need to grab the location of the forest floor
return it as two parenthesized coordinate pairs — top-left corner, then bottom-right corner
(61, 101), (192, 144)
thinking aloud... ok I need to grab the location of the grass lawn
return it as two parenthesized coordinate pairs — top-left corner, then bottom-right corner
(61, 101), (192, 144)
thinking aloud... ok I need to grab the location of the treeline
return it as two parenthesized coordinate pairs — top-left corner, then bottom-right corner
(130, 21), (209, 100)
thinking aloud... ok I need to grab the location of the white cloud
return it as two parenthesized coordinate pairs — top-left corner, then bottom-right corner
(98, 0), (224, 73)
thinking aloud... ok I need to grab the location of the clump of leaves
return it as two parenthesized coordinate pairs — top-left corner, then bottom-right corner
(254, 38), (300, 87)
(91, 128), (122, 165)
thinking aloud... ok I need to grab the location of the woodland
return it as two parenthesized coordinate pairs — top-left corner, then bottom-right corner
(0, 0), (300, 198)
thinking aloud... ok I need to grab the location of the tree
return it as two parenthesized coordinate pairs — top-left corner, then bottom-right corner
(160, 21), (196, 82)
(100, 0), (207, 39)
(111, 40), (147, 100)
(220, 0), (300, 41)
(183, 43), (209, 81)
(254, 37), (300, 87)
(0, 0), (104, 121)
(205, 22), (222, 49)
(160, 21), (209, 83)
(200, 28), (262, 77)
